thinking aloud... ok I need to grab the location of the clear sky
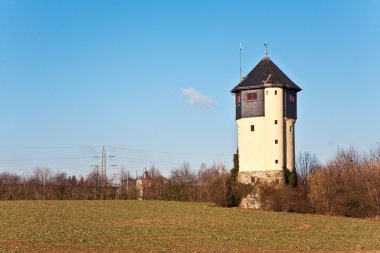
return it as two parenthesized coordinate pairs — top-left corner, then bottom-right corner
(0, 0), (379, 177)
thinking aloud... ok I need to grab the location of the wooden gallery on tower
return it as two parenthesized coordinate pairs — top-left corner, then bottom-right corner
(231, 51), (301, 198)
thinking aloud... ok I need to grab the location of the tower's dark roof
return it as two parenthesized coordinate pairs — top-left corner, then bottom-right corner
(231, 57), (301, 93)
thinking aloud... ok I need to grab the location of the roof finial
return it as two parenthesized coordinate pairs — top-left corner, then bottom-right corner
(264, 42), (269, 58)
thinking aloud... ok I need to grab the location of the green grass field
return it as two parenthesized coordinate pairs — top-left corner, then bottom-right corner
(0, 200), (379, 252)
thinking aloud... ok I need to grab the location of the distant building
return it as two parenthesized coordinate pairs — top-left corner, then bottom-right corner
(231, 53), (301, 192)
(136, 170), (168, 200)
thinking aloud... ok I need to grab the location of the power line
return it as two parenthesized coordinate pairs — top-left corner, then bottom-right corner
(0, 145), (231, 157)
(0, 145), (90, 149)
(0, 157), (92, 162)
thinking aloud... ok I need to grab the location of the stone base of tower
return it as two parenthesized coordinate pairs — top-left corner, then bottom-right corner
(238, 170), (283, 209)
(238, 170), (283, 185)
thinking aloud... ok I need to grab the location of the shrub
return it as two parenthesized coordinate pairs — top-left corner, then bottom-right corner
(256, 182), (294, 212)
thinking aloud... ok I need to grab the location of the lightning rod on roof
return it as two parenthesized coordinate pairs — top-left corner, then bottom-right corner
(264, 42), (269, 58)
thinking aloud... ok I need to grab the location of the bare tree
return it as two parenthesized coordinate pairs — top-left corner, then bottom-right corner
(168, 162), (197, 201)
(307, 147), (378, 217)
(33, 167), (52, 200)
(363, 144), (380, 214)
(117, 167), (128, 199)
(117, 167), (137, 200)
(86, 168), (101, 199)
(170, 162), (197, 185)
(0, 172), (21, 200)
(198, 162), (230, 206)
(370, 143), (380, 163)
(144, 166), (166, 200)
(53, 171), (67, 200)
(296, 152), (320, 187)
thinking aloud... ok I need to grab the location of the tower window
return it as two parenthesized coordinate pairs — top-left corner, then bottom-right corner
(290, 126), (293, 132)
(236, 95), (241, 105)
(275, 140), (278, 144)
(275, 90), (277, 95)
(251, 125), (255, 131)
(289, 94), (295, 103)
(274, 120), (278, 124)
(275, 160), (279, 164)
(246, 92), (257, 101)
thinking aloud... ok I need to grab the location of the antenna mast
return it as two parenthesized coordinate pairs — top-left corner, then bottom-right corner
(240, 42), (242, 82)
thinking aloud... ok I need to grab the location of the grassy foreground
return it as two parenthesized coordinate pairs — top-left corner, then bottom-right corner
(0, 201), (379, 252)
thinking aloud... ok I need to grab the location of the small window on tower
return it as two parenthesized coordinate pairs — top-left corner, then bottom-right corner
(275, 160), (279, 164)
(275, 90), (278, 95)
(290, 126), (293, 132)
(274, 120), (278, 125)
(246, 92), (257, 101)
(251, 125), (255, 132)
(275, 140), (278, 144)
(236, 95), (241, 105)
(289, 94), (295, 103)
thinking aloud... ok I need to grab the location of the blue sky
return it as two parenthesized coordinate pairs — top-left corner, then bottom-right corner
(0, 0), (379, 177)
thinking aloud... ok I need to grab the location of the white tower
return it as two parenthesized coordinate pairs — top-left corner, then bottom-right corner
(231, 54), (301, 185)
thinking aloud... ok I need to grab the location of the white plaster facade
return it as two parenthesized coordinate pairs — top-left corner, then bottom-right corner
(237, 87), (295, 176)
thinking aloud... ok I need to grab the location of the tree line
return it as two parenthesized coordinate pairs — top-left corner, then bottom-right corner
(1, 145), (379, 218)
(0, 162), (250, 205)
